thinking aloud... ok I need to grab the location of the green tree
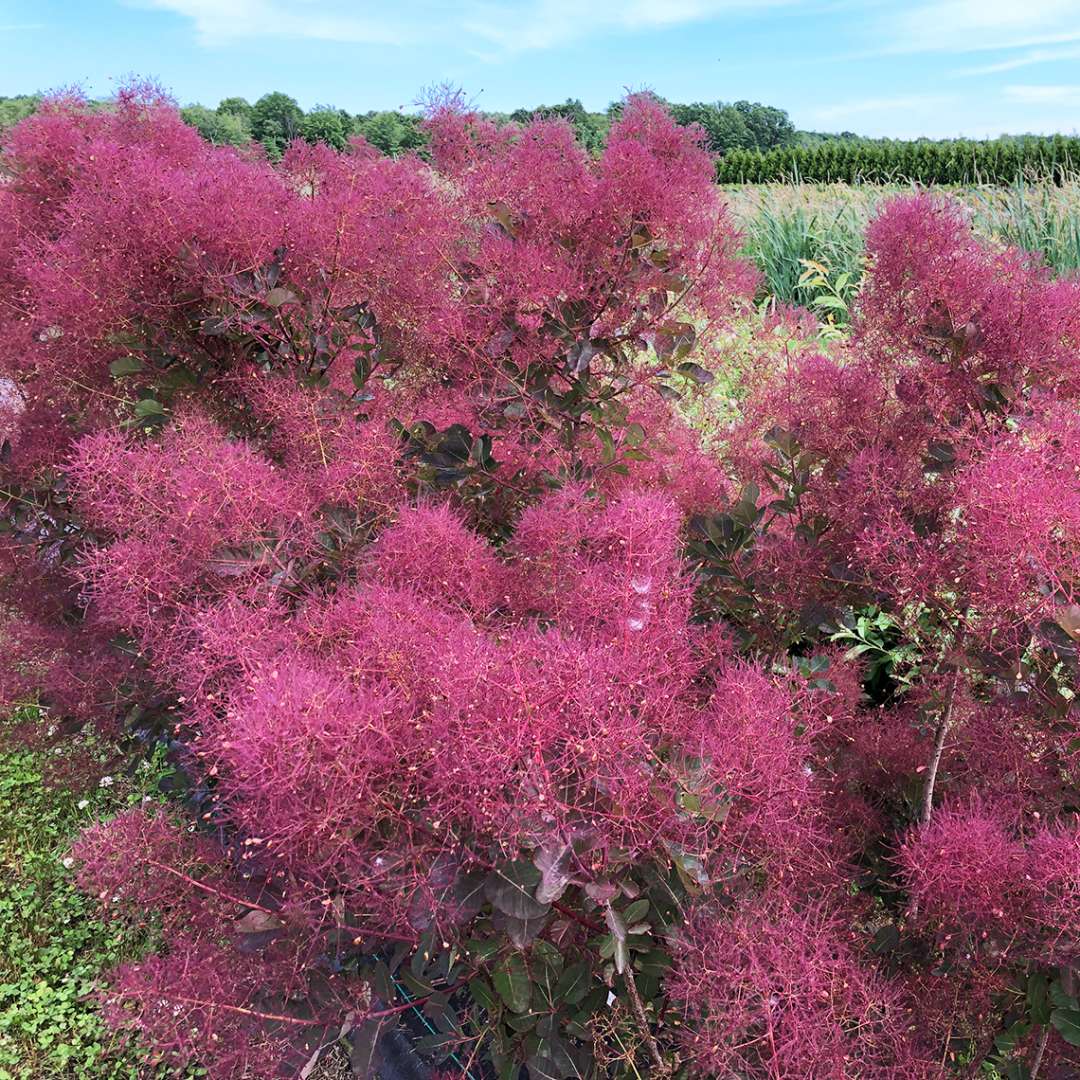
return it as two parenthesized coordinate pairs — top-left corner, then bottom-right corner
(668, 100), (794, 155)
(732, 100), (796, 150)
(180, 104), (250, 147)
(0, 94), (40, 135)
(250, 91), (304, 158)
(217, 96), (253, 123)
(669, 102), (753, 154)
(301, 106), (348, 150)
(355, 111), (426, 156)
(510, 99), (609, 154)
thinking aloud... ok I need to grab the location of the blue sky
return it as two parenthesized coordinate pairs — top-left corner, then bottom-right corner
(3, 0), (1080, 137)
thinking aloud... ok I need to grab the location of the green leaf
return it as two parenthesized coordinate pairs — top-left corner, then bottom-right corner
(994, 1020), (1029, 1055)
(530, 939), (564, 979)
(452, 870), (487, 923)
(413, 1031), (459, 1055)
(553, 962), (591, 1006)
(133, 398), (166, 419)
(492, 909), (547, 949)
(470, 977), (498, 1014)
(466, 936), (502, 963)
(1052, 1007), (1080, 1046)
(1029, 973), (1051, 1026)
(109, 356), (145, 377)
(350, 1014), (393, 1079)
(843, 643), (874, 659)
(370, 961), (395, 1003)
(1050, 980), (1078, 1011)
(527, 1034), (578, 1080)
(158, 366), (198, 392)
(676, 361), (714, 386)
(264, 287), (298, 308)
(671, 849), (709, 893)
(597, 427), (616, 466)
(604, 905), (629, 975)
(492, 953), (531, 1014)
(352, 354), (372, 391)
(811, 294), (848, 311)
(397, 969), (434, 998)
(1002, 1061), (1031, 1080)
(485, 862), (550, 921)
(870, 924), (900, 955)
(471, 433), (497, 472)
(622, 899), (650, 926)
(505, 1011), (539, 1032)
(635, 948), (673, 976)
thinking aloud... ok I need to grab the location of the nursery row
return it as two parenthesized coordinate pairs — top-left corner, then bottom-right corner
(716, 135), (1080, 185)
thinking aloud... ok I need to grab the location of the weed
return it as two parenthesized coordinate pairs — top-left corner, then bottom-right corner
(0, 711), (177, 1079)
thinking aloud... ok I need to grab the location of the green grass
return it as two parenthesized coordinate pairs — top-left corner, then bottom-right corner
(972, 179), (1080, 275)
(0, 712), (174, 1079)
(727, 178), (1080, 318)
(739, 201), (866, 318)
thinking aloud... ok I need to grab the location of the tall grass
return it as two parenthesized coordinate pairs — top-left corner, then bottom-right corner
(729, 178), (1080, 318)
(972, 180), (1080, 275)
(740, 202), (865, 316)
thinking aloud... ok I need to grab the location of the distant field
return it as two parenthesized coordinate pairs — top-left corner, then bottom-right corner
(724, 180), (1080, 316)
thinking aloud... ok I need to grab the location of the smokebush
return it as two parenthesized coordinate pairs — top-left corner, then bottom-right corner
(4, 85), (1080, 1077)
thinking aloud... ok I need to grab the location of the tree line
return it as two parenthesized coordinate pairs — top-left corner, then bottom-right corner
(3, 91), (1077, 185)
(1, 91), (798, 157)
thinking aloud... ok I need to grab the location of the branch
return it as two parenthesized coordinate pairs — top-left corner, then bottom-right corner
(146, 858), (277, 915)
(1030, 1024), (1050, 1080)
(365, 979), (469, 1021)
(552, 899), (603, 934)
(164, 994), (323, 1027)
(623, 970), (668, 1076)
(920, 689), (955, 826)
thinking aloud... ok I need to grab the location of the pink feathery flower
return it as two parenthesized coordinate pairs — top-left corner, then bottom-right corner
(669, 896), (933, 1078)
(899, 802), (1030, 937)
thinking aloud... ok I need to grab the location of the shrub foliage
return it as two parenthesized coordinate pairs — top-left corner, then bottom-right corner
(4, 84), (1080, 1078)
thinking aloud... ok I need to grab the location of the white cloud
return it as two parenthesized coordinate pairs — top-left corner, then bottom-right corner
(956, 44), (1080, 76)
(136, 0), (422, 46)
(878, 0), (1080, 55)
(139, 0), (807, 53)
(464, 0), (799, 52)
(132, 0), (1080, 78)
(1003, 83), (1080, 107)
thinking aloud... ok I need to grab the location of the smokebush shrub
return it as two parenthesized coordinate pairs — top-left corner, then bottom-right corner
(4, 84), (1080, 1077)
